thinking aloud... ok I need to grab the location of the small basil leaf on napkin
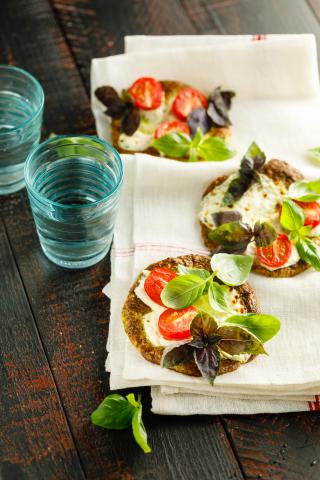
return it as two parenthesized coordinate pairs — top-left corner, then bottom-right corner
(91, 394), (134, 430)
(296, 237), (320, 271)
(187, 107), (212, 137)
(222, 142), (266, 206)
(253, 221), (277, 247)
(208, 281), (234, 314)
(177, 265), (211, 280)
(308, 147), (320, 165)
(211, 253), (253, 286)
(152, 132), (191, 158)
(131, 399), (152, 454)
(208, 221), (253, 254)
(218, 326), (266, 355)
(212, 210), (242, 226)
(207, 87), (235, 127)
(193, 344), (221, 385)
(222, 313), (281, 342)
(280, 199), (305, 232)
(161, 343), (194, 369)
(288, 178), (320, 202)
(161, 274), (209, 309)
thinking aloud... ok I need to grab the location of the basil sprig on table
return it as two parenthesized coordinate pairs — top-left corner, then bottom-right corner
(91, 393), (151, 453)
(280, 199), (320, 270)
(222, 142), (266, 206)
(161, 253), (253, 314)
(161, 312), (280, 384)
(208, 219), (277, 254)
(187, 87), (235, 136)
(152, 128), (236, 162)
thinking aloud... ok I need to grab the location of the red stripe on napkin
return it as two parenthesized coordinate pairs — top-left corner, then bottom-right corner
(252, 34), (267, 41)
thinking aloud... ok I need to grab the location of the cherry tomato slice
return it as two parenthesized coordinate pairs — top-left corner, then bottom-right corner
(158, 306), (197, 341)
(154, 120), (190, 139)
(294, 200), (320, 229)
(256, 233), (292, 268)
(172, 87), (208, 121)
(128, 77), (163, 110)
(144, 267), (177, 306)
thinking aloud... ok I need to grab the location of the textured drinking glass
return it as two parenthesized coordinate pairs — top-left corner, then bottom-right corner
(24, 135), (123, 269)
(0, 65), (44, 194)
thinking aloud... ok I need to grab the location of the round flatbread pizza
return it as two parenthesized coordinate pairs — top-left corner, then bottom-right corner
(200, 145), (320, 277)
(122, 254), (260, 378)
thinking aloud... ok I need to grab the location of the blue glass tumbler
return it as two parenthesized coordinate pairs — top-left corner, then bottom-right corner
(0, 65), (44, 194)
(24, 135), (123, 269)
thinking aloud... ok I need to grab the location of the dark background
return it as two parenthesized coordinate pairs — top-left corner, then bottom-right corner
(1, 1), (320, 479)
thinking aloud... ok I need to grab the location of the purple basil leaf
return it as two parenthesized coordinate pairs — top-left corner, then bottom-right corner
(207, 87), (233, 127)
(161, 344), (194, 369)
(189, 337), (205, 349)
(187, 107), (213, 137)
(95, 86), (120, 107)
(121, 108), (140, 136)
(221, 91), (235, 109)
(190, 314), (218, 339)
(193, 344), (220, 384)
(208, 221), (253, 254)
(106, 102), (128, 119)
(253, 221), (277, 247)
(212, 210), (242, 227)
(222, 142), (266, 206)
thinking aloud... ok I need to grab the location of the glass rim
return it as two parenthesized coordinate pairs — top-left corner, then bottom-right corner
(0, 65), (44, 136)
(24, 134), (123, 209)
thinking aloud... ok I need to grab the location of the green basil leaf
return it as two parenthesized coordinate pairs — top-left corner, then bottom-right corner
(211, 253), (253, 286)
(132, 398), (152, 453)
(177, 265), (211, 280)
(280, 199), (305, 232)
(222, 142), (266, 206)
(299, 225), (313, 237)
(190, 313), (218, 338)
(308, 147), (320, 165)
(296, 237), (320, 271)
(152, 132), (191, 158)
(222, 313), (281, 342)
(197, 136), (236, 162)
(161, 274), (208, 309)
(193, 344), (220, 385)
(208, 281), (234, 314)
(218, 325), (266, 355)
(191, 128), (203, 147)
(288, 178), (320, 202)
(208, 221), (253, 254)
(161, 344), (194, 369)
(193, 294), (217, 317)
(91, 394), (135, 430)
(253, 221), (277, 247)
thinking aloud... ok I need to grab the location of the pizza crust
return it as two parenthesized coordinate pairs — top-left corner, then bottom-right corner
(200, 159), (310, 277)
(112, 80), (231, 160)
(122, 254), (260, 378)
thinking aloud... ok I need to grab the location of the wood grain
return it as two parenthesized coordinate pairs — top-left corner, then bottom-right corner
(0, 220), (85, 480)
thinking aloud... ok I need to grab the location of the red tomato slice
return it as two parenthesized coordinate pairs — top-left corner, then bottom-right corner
(144, 267), (177, 306)
(294, 200), (320, 229)
(172, 87), (208, 121)
(128, 77), (163, 110)
(154, 120), (190, 139)
(158, 306), (197, 341)
(256, 233), (292, 268)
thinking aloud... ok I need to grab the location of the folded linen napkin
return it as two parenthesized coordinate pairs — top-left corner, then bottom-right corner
(91, 34), (320, 414)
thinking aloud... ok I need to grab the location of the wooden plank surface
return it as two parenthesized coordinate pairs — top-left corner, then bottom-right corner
(1, 0), (320, 479)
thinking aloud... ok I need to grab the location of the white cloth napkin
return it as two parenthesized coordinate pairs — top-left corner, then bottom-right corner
(91, 34), (320, 414)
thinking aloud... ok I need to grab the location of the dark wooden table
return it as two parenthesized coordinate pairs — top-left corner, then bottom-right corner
(1, 1), (320, 478)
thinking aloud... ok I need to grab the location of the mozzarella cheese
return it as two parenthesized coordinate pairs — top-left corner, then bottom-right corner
(134, 269), (249, 364)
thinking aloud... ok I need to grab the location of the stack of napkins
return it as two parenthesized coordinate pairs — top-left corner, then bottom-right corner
(91, 34), (320, 414)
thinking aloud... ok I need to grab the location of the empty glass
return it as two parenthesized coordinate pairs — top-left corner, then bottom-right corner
(0, 65), (44, 194)
(24, 135), (123, 269)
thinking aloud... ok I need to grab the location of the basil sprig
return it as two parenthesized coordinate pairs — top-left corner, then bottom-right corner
(208, 220), (277, 254)
(161, 312), (280, 384)
(161, 253), (253, 313)
(287, 178), (320, 202)
(152, 128), (236, 162)
(91, 393), (151, 453)
(222, 142), (266, 206)
(280, 199), (320, 270)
